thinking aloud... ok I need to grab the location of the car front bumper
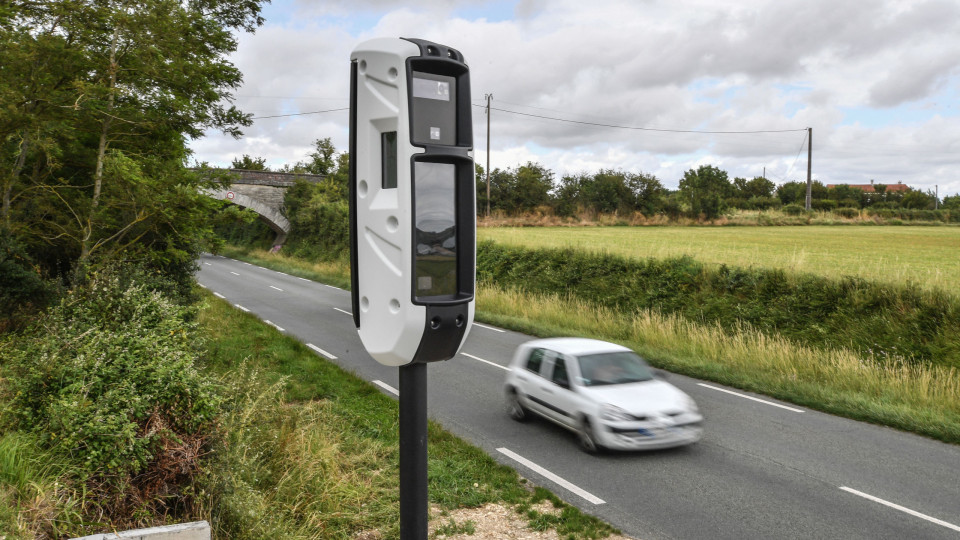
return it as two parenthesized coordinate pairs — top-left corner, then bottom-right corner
(597, 421), (703, 451)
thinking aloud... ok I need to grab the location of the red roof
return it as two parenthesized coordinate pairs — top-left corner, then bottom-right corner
(826, 183), (910, 193)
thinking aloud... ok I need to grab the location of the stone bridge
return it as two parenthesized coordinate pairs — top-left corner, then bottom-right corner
(200, 169), (324, 247)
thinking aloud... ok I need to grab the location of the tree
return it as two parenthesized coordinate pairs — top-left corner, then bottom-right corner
(733, 176), (775, 199)
(901, 189), (936, 210)
(678, 165), (731, 219)
(2, 0), (265, 283)
(231, 154), (269, 170)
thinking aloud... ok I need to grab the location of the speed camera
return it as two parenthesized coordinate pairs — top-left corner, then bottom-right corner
(349, 37), (476, 367)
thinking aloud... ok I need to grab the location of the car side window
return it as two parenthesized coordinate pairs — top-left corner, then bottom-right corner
(525, 348), (545, 375)
(551, 357), (569, 388)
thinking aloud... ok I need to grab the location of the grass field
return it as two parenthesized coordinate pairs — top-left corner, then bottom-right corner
(479, 226), (960, 294)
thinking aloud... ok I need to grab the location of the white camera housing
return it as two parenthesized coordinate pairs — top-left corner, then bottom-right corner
(349, 38), (476, 366)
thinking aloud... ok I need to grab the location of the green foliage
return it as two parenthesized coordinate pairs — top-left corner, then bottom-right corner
(552, 169), (665, 217)
(833, 207), (860, 219)
(283, 178), (350, 260)
(678, 165), (731, 219)
(782, 203), (807, 215)
(0, 228), (56, 323)
(2, 0), (266, 284)
(1, 269), (220, 516)
(230, 154), (269, 170)
(477, 241), (960, 368)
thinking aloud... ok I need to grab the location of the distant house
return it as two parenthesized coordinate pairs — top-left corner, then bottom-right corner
(826, 180), (910, 193)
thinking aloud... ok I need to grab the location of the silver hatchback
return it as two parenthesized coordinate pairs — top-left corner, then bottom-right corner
(503, 337), (703, 453)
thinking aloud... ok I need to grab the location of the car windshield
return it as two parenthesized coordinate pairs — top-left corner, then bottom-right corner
(577, 351), (654, 386)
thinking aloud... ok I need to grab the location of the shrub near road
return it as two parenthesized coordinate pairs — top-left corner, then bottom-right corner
(478, 242), (960, 369)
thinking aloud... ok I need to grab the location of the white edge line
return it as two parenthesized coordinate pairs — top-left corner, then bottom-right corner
(373, 380), (399, 396)
(840, 487), (960, 532)
(698, 383), (804, 413)
(497, 448), (605, 505)
(462, 352), (509, 371)
(213, 292), (226, 299)
(230, 271), (240, 276)
(473, 322), (505, 333)
(264, 320), (285, 332)
(269, 285), (284, 291)
(325, 284), (342, 290)
(234, 304), (250, 312)
(198, 283), (207, 289)
(334, 308), (353, 316)
(298, 277), (310, 282)
(307, 343), (338, 360)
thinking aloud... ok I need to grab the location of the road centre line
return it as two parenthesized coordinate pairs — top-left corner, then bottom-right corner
(234, 304), (250, 312)
(213, 292), (226, 299)
(461, 352), (509, 371)
(497, 448), (605, 505)
(269, 285), (284, 291)
(264, 320), (285, 332)
(840, 486), (960, 532)
(307, 343), (338, 360)
(334, 308), (353, 316)
(230, 271), (240, 276)
(373, 380), (399, 396)
(472, 322), (505, 333)
(697, 383), (804, 413)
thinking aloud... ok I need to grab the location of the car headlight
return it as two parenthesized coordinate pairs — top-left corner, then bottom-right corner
(600, 404), (632, 422)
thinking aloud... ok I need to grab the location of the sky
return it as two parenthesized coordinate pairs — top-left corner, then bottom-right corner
(188, 0), (960, 196)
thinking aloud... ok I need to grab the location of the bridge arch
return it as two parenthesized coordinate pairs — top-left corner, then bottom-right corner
(198, 169), (325, 248)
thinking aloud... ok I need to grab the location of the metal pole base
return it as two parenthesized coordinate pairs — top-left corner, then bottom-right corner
(399, 362), (428, 539)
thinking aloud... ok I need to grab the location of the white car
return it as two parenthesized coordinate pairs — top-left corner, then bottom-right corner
(504, 338), (703, 453)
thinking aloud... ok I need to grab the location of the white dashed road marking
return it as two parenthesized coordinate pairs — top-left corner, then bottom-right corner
(497, 448), (605, 505)
(698, 383), (804, 413)
(840, 487), (960, 532)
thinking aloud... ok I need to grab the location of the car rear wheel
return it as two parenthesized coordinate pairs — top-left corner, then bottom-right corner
(578, 417), (602, 454)
(506, 388), (528, 422)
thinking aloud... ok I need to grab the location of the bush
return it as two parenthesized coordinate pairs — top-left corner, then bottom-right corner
(477, 242), (960, 368)
(782, 204), (807, 215)
(1, 269), (221, 519)
(811, 199), (837, 211)
(833, 207), (859, 219)
(0, 229), (57, 326)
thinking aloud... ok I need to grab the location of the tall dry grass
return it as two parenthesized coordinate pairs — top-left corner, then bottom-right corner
(477, 283), (960, 443)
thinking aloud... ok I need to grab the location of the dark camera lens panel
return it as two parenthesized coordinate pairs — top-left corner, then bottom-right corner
(414, 161), (457, 298)
(411, 71), (457, 146)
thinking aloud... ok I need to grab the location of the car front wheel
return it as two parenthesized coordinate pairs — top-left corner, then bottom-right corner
(506, 388), (529, 422)
(578, 417), (602, 454)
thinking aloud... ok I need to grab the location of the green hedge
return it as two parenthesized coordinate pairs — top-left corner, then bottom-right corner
(477, 242), (960, 368)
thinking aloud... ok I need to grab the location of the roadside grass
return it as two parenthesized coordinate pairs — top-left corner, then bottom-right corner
(0, 432), (85, 538)
(479, 225), (960, 295)
(215, 245), (351, 290)
(216, 246), (960, 445)
(196, 292), (620, 539)
(477, 284), (960, 445)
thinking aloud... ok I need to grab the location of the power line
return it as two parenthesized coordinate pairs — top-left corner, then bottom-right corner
(250, 107), (349, 120)
(472, 103), (808, 134)
(771, 129), (809, 182)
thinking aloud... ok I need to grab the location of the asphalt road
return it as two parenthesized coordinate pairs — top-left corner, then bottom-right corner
(196, 253), (960, 539)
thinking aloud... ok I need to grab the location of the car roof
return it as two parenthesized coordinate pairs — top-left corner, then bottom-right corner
(521, 337), (632, 357)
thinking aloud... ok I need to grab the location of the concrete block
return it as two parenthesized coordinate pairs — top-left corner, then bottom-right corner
(70, 520), (210, 540)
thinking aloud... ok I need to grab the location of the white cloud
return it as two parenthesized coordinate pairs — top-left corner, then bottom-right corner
(190, 0), (960, 196)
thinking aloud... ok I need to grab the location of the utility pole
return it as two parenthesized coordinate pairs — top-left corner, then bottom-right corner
(805, 127), (812, 211)
(485, 93), (492, 218)
(935, 185), (939, 209)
